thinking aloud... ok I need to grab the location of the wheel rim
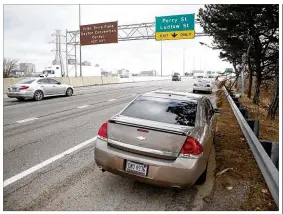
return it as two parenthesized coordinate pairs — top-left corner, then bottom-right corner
(67, 89), (72, 96)
(35, 91), (42, 100)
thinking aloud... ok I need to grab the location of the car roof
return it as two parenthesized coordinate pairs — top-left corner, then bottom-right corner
(141, 90), (203, 102)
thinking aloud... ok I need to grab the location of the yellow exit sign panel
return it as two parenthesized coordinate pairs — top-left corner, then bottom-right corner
(155, 30), (195, 41)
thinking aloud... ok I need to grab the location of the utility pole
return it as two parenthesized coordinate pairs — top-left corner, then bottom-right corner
(161, 40), (163, 77)
(79, 4), (82, 77)
(65, 29), (68, 77)
(183, 48), (186, 76)
(50, 30), (66, 76)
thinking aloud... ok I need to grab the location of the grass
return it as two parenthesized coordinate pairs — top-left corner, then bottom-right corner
(239, 82), (279, 142)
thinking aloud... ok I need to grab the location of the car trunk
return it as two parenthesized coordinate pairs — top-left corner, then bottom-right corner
(107, 115), (193, 160)
(9, 84), (31, 92)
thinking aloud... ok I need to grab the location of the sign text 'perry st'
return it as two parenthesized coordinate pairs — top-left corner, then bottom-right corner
(80, 21), (118, 46)
(155, 14), (195, 41)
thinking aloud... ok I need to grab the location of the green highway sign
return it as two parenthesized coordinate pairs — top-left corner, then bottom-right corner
(225, 68), (233, 73)
(155, 14), (195, 41)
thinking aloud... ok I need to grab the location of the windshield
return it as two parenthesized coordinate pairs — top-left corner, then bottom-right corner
(121, 96), (197, 126)
(43, 70), (55, 74)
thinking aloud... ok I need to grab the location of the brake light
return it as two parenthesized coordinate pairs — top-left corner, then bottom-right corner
(137, 129), (149, 133)
(180, 136), (203, 156)
(19, 86), (29, 90)
(97, 122), (108, 140)
(206, 85), (210, 87)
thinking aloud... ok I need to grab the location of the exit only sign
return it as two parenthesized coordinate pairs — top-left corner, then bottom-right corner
(155, 14), (195, 41)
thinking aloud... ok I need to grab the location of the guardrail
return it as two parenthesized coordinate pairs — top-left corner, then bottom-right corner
(224, 87), (279, 208)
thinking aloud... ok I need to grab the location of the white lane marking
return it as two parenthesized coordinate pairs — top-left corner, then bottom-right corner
(108, 99), (117, 102)
(17, 117), (38, 124)
(3, 136), (97, 188)
(77, 105), (88, 109)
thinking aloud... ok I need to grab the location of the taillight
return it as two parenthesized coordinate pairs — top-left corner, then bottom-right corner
(19, 86), (29, 90)
(180, 136), (203, 157)
(137, 129), (149, 133)
(206, 84), (210, 87)
(97, 122), (108, 140)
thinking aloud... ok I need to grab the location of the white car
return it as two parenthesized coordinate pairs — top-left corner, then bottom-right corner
(193, 79), (212, 94)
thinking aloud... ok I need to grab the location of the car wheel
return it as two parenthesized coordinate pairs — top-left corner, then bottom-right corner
(17, 97), (25, 101)
(196, 164), (208, 185)
(193, 90), (196, 93)
(66, 88), (73, 97)
(34, 90), (44, 101)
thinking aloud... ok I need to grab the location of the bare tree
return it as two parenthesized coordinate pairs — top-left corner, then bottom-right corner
(3, 58), (18, 78)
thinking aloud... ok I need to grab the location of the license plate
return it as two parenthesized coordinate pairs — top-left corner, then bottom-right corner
(125, 160), (148, 176)
(12, 88), (17, 91)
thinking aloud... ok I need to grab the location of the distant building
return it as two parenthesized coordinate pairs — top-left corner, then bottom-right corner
(19, 63), (36, 76)
(101, 69), (112, 76)
(191, 70), (204, 74)
(140, 70), (156, 76)
(9, 69), (25, 77)
(117, 69), (129, 78)
(82, 61), (91, 66)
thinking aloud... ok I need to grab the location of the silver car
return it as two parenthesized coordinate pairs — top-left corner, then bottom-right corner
(94, 90), (218, 189)
(7, 78), (73, 101)
(193, 79), (212, 94)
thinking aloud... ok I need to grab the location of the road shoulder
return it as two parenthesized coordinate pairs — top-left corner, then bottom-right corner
(202, 89), (278, 211)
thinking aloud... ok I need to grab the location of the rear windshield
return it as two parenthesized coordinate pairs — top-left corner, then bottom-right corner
(121, 96), (197, 126)
(17, 79), (36, 84)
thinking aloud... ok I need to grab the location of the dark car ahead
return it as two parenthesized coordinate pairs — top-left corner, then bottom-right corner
(172, 73), (181, 81)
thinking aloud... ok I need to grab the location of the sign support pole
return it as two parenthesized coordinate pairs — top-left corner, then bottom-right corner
(79, 4), (82, 77)
(161, 40), (163, 77)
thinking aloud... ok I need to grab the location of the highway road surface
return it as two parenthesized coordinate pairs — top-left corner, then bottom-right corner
(4, 78), (217, 211)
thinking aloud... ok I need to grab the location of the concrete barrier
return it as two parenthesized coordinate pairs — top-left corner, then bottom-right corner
(102, 76), (119, 84)
(68, 77), (84, 87)
(3, 78), (25, 92)
(89, 76), (103, 85)
(57, 77), (71, 85)
(3, 75), (183, 94)
(82, 76), (94, 86)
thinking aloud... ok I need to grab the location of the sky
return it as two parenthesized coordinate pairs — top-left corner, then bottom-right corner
(4, 4), (232, 76)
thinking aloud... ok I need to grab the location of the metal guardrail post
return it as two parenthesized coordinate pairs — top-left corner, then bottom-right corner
(239, 108), (249, 119)
(247, 119), (260, 138)
(223, 87), (279, 208)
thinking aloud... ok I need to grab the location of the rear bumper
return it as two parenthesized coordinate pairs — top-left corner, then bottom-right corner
(193, 86), (212, 92)
(94, 138), (207, 188)
(7, 91), (34, 99)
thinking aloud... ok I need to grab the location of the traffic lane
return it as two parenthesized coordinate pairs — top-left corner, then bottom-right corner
(4, 138), (215, 211)
(3, 79), (208, 180)
(4, 79), (216, 210)
(3, 80), (192, 179)
(3, 79), (172, 107)
(3, 96), (137, 180)
(3, 78), (187, 125)
(3, 81), (174, 126)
